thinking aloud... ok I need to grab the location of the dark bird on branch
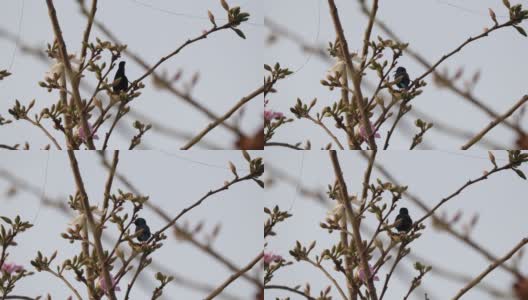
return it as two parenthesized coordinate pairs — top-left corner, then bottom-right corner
(134, 217), (151, 242)
(394, 66), (410, 90)
(113, 61), (128, 93)
(395, 207), (413, 232)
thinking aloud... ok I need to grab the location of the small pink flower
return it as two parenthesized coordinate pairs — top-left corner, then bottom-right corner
(264, 110), (273, 121)
(264, 99), (284, 121)
(355, 122), (381, 141)
(1, 262), (24, 274)
(97, 273), (121, 294)
(264, 110), (284, 121)
(263, 252), (282, 264)
(78, 122), (99, 143)
(355, 264), (379, 283)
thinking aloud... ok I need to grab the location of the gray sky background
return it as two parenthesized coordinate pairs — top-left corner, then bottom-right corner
(0, 150), (262, 299)
(0, 0), (263, 149)
(265, 0), (528, 149)
(265, 150), (528, 300)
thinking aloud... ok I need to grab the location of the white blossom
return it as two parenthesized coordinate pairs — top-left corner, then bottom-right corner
(326, 194), (364, 220)
(327, 54), (363, 80)
(45, 54), (82, 81)
(69, 206), (104, 229)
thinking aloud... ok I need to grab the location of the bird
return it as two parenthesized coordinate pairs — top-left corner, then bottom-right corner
(395, 207), (413, 232)
(133, 218), (151, 242)
(394, 66), (410, 90)
(113, 61), (128, 93)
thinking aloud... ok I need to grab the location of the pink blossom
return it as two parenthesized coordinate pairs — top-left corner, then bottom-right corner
(356, 122), (381, 141)
(264, 110), (284, 121)
(264, 99), (284, 121)
(97, 273), (121, 294)
(355, 264), (379, 283)
(78, 122), (99, 143)
(1, 262), (24, 274)
(263, 252), (282, 264)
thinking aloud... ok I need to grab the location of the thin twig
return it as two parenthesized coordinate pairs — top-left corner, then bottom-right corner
(265, 285), (317, 300)
(264, 142), (303, 150)
(408, 108), (505, 149)
(0, 144), (17, 150)
(101, 150), (119, 214)
(45, 267), (83, 300)
(101, 103), (126, 149)
(305, 258), (348, 300)
(78, 0), (98, 69)
(124, 252), (150, 300)
(461, 95), (528, 149)
(152, 173), (258, 240)
(204, 252), (263, 300)
(306, 115), (345, 150)
(22, 117), (62, 150)
(128, 22), (237, 92)
(359, 0), (379, 70)
(413, 162), (516, 227)
(412, 21), (515, 88)
(452, 238), (528, 300)
(181, 84), (265, 149)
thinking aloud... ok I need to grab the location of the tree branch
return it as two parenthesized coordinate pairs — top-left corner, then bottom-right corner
(181, 84), (265, 149)
(327, 0), (377, 150)
(329, 150), (379, 300)
(66, 150), (116, 300)
(452, 238), (528, 300)
(46, 0), (95, 149)
(461, 95), (528, 149)
(204, 252), (263, 300)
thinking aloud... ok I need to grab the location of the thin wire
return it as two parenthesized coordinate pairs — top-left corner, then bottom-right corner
(155, 149), (251, 172)
(126, 0), (264, 27)
(288, 151), (306, 212)
(293, 0), (321, 74)
(435, 0), (509, 18)
(6, 0), (25, 71)
(436, 150), (509, 162)
(32, 151), (50, 224)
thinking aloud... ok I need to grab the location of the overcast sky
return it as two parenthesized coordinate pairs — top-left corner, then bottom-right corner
(265, 0), (528, 149)
(0, 150), (262, 299)
(265, 150), (528, 300)
(0, 0), (263, 149)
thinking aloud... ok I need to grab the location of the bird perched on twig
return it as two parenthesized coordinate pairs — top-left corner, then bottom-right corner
(394, 67), (410, 90)
(395, 207), (413, 233)
(113, 61), (128, 93)
(133, 218), (151, 242)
